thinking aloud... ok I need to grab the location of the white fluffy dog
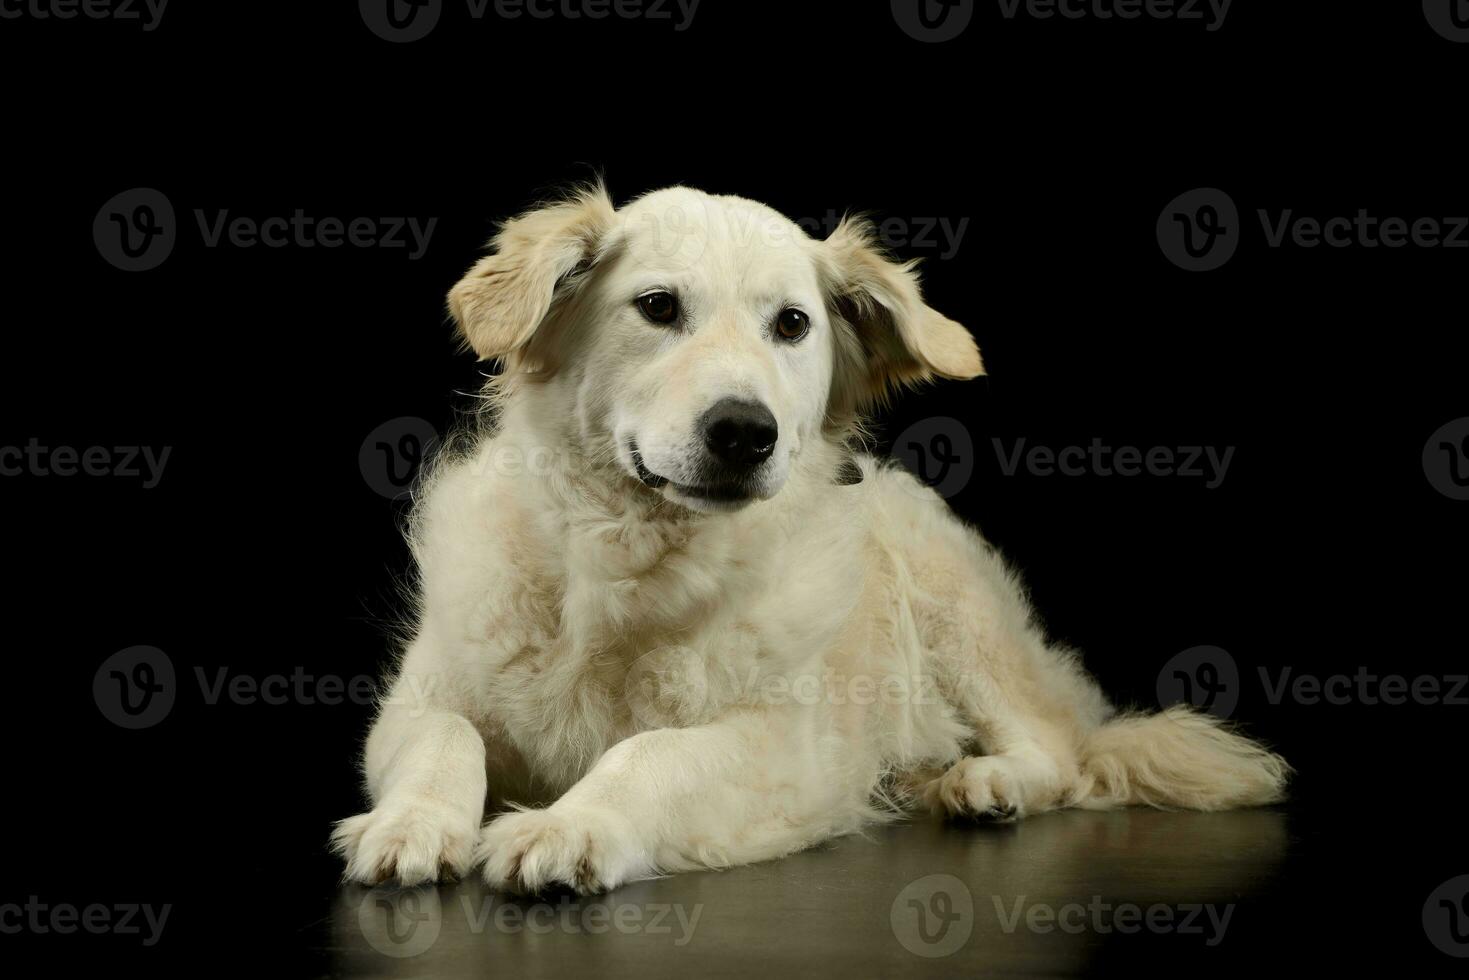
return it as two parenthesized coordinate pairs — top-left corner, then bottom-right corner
(333, 184), (1289, 894)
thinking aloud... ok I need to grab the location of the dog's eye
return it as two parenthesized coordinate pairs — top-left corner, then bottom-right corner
(637, 291), (679, 325)
(774, 308), (810, 342)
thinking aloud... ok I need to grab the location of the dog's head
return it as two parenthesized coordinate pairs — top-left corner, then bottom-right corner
(448, 184), (982, 513)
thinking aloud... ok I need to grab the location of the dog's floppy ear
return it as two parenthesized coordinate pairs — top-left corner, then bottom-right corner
(447, 183), (616, 365)
(819, 216), (983, 417)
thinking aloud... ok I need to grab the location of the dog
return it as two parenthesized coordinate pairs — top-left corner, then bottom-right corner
(332, 183), (1290, 894)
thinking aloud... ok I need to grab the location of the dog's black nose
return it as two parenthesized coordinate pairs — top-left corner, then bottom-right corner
(701, 399), (778, 470)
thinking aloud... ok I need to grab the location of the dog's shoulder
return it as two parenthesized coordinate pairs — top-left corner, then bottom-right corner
(408, 430), (549, 590)
(825, 450), (978, 556)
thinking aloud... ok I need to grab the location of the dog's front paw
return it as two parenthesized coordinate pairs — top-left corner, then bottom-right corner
(476, 806), (650, 895)
(925, 755), (1061, 823)
(332, 797), (480, 886)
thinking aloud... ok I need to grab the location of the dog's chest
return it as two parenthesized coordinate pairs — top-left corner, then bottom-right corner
(482, 617), (771, 795)
(469, 478), (882, 797)
(479, 520), (844, 789)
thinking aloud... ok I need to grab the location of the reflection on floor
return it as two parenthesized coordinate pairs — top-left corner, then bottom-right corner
(326, 808), (1304, 978)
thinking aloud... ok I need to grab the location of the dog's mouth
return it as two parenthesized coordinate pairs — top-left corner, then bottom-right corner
(630, 442), (756, 507)
(630, 444), (669, 489)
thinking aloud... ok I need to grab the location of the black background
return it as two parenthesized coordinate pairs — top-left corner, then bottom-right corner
(2, 0), (1466, 975)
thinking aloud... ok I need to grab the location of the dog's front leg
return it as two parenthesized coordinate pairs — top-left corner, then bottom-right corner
(332, 690), (489, 885)
(477, 707), (849, 894)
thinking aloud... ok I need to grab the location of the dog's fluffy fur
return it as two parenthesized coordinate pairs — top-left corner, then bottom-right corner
(332, 184), (1290, 893)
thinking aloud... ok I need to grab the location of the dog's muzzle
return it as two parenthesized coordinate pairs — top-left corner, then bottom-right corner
(630, 398), (779, 506)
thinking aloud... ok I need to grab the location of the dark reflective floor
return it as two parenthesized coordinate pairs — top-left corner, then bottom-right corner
(313, 808), (1319, 978)
(306, 801), (1469, 977)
